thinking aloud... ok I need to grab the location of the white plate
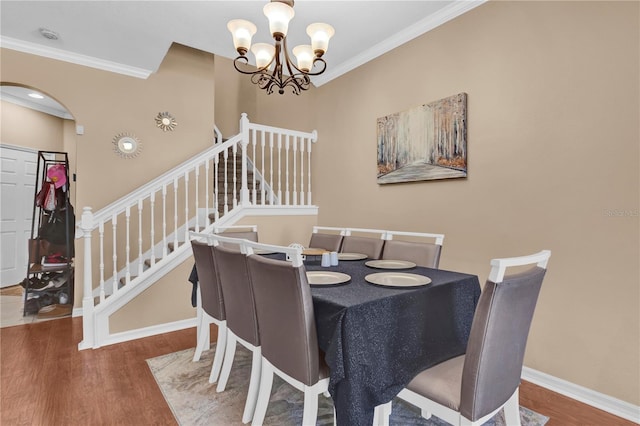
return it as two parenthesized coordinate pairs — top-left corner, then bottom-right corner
(337, 253), (368, 261)
(365, 259), (416, 270)
(364, 272), (431, 288)
(306, 271), (351, 286)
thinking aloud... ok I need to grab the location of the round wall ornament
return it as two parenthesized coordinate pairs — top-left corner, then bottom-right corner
(113, 132), (142, 159)
(155, 112), (177, 131)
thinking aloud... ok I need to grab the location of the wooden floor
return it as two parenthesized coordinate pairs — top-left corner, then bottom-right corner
(1, 317), (636, 426)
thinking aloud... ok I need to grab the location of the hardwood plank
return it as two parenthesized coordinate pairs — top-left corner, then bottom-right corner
(1, 317), (636, 426)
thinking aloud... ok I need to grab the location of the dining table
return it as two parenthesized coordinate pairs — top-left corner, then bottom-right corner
(188, 252), (481, 426)
(272, 252), (481, 426)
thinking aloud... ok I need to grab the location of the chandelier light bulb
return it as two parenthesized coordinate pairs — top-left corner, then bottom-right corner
(307, 23), (335, 57)
(292, 45), (314, 72)
(263, 1), (295, 39)
(227, 19), (257, 55)
(251, 43), (276, 69)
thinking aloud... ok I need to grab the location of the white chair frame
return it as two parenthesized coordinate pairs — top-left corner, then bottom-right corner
(377, 250), (551, 426)
(383, 230), (445, 246)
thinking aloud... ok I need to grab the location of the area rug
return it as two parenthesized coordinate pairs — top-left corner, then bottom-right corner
(147, 346), (549, 426)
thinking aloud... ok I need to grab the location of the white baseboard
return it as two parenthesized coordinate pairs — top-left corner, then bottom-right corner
(97, 318), (197, 348)
(522, 366), (640, 423)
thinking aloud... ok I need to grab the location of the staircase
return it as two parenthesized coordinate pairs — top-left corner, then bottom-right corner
(78, 114), (318, 349)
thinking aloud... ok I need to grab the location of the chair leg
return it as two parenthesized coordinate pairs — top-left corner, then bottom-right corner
(208, 322), (227, 384)
(251, 358), (274, 426)
(242, 346), (262, 424)
(193, 314), (210, 362)
(373, 402), (392, 426)
(301, 385), (319, 426)
(216, 331), (237, 392)
(503, 388), (521, 426)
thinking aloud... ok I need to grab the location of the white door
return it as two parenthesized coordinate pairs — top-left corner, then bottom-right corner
(0, 145), (37, 287)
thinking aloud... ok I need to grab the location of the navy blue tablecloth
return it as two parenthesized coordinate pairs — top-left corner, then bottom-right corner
(189, 255), (480, 426)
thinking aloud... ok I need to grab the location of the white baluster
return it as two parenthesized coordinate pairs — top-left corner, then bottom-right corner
(150, 192), (156, 266)
(277, 133), (282, 204)
(125, 206), (131, 285)
(223, 148), (229, 214)
(269, 132), (274, 205)
(138, 199), (143, 276)
(239, 112), (250, 206)
(299, 137), (305, 205)
(260, 132), (267, 205)
(307, 137), (313, 205)
(214, 154), (220, 221)
(173, 178), (179, 250)
(162, 184), (168, 258)
(293, 135), (298, 205)
(98, 220), (105, 303)
(232, 143), (238, 208)
(195, 165), (200, 232)
(184, 170), (189, 243)
(252, 128), (257, 204)
(285, 134), (290, 205)
(112, 213), (118, 294)
(205, 160), (210, 226)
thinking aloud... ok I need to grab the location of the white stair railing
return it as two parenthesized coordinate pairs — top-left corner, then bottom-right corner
(78, 114), (318, 349)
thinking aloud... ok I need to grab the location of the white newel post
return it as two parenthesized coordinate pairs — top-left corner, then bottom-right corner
(78, 206), (95, 350)
(239, 113), (251, 206)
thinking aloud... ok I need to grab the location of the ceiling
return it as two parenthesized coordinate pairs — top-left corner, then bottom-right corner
(0, 1), (484, 116)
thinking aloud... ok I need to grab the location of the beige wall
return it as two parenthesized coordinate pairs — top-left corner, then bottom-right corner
(313, 1), (639, 404)
(0, 100), (65, 152)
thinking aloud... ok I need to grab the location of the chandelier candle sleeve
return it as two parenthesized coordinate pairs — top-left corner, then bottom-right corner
(227, 0), (334, 95)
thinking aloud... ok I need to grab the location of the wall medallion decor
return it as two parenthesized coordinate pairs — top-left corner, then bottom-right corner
(113, 132), (142, 159)
(155, 112), (177, 131)
(377, 92), (467, 184)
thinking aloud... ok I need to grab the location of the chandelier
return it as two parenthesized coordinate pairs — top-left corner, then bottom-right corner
(227, 0), (335, 95)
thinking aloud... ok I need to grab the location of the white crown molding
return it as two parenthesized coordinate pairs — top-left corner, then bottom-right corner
(313, 0), (487, 87)
(522, 367), (640, 423)
(0, 36), (152, 79)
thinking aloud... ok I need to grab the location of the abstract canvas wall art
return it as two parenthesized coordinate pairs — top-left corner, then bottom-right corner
(377, 92), (467, 184)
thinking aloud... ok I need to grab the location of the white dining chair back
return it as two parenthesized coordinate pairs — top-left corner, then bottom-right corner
(383, 250), (551, 426)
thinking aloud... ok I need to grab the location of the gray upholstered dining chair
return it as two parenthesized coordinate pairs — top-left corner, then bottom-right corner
(377, 250), (551, 426)
(309, 226), (344, 252)
(340, 228), (386, 259)
(381, 231), (445, 268)
(245, 242), (331, 426)
(212, 240), (262, 424)
(214, 225), (259, 250)
(189, 234), (227, 385)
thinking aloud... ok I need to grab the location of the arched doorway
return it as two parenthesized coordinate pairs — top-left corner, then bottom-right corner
(0, 83), (77, 325)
